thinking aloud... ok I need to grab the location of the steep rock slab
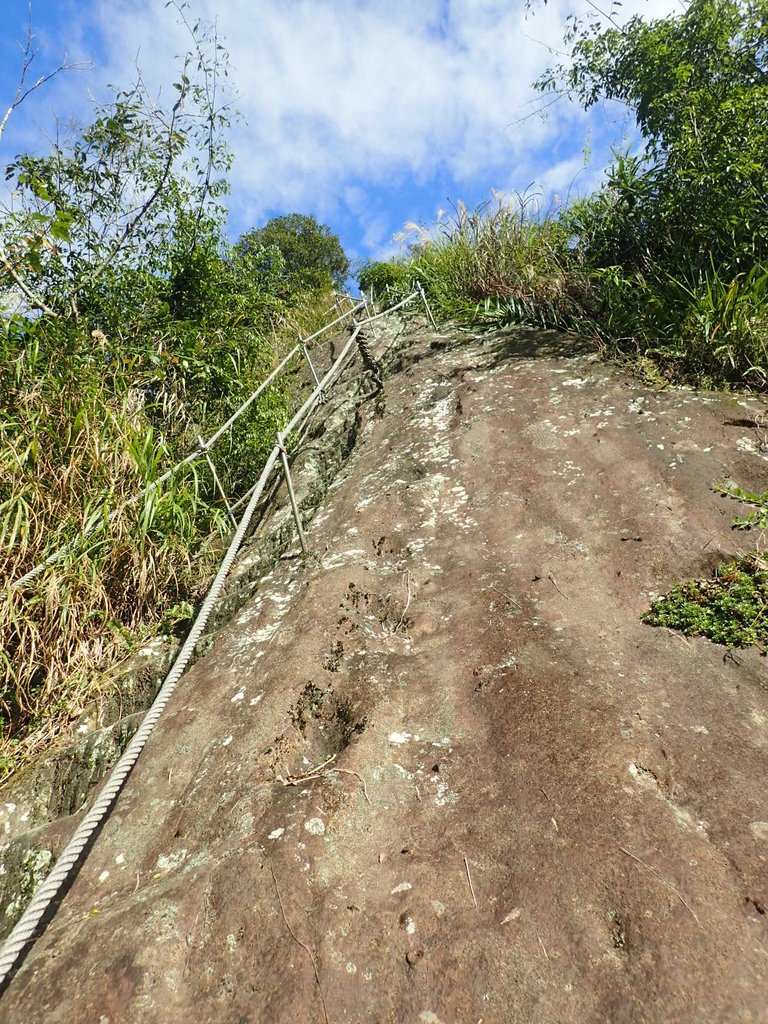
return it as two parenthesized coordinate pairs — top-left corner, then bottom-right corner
(3, 327), (768, 1024)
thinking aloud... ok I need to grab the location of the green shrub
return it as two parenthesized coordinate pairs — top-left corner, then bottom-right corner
(643, 556), (768, 648)
(358, 260), (412, 301)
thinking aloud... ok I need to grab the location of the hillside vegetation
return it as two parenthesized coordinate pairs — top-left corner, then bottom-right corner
(363, 0), (768, 391)
(0, 12), (350, 775)
(3, 0), (767, 777)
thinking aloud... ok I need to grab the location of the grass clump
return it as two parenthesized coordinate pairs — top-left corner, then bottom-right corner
(400, 191), (582, 330)
(643, 555), (768, 649)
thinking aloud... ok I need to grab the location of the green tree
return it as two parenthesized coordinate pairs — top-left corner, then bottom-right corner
(238, 213), (350, 292)
(537, 0), (768, 276)
(0, 1), (232, 326)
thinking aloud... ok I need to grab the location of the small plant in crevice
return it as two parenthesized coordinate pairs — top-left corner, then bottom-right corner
(323, 640), (344, 673)
(642, 555), (768, 650)
(713, 481), (768, 534)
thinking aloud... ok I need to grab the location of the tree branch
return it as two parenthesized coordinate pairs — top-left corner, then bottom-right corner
(0, 8), (91, 316)
(74, 87), (186, 295)
(0, 243), (58, 316)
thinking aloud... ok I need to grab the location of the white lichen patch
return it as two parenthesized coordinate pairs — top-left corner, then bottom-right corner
(737, 436), (768, 461)
(267, 827), (285, 840)
(388, 732), (413, 745)
(221, 735), (233, 747)
(98, 870), (110, 884)
(4, 848), (54, 919)
(432, 780), (457, 808)
(304, 817), (326, 836)
(321, 548), (368, 570)
(251, 623), (279, 645)
(230, 687), (246, 704)
(155, 849), (188, 874)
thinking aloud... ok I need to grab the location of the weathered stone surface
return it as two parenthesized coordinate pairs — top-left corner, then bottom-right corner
(2, 324), (768, 1023)
(0, 319), (394, 936)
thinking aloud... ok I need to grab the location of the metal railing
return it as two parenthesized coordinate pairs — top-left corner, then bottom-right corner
(0, 285), (429, 988)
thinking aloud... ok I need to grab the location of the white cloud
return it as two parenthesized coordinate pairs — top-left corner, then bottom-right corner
(1, 0), (682, 248)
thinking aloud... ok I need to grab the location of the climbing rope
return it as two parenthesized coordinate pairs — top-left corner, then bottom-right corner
(9, 299), (368, 592)
(0, 288), (427, 988)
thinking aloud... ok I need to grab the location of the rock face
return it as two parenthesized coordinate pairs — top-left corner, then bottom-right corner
(2, 324), (768, 1024)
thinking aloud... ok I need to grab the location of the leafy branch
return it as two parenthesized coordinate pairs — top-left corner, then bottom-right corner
(0, 6), (91, 316)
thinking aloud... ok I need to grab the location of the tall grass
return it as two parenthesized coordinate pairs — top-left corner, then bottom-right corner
(398, 192), (585, 329)
(0, 288), (334, 777)
(382, 191), (768, 389)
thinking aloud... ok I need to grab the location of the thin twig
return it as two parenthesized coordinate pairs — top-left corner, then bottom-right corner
(665, 628), (691, 646)
(547, 572), (567, 598)
(282, 754), (336, 786)
(463, 854), (478, 908)
(491, 582), (520, 608)
(537, 933), (550, 961)
(330, 767), (372, 804)
(618, 845), (700, 926)
(269, 862), (330, 1024)
(395, 570), (412, 632)
(283, 754), (371, 805)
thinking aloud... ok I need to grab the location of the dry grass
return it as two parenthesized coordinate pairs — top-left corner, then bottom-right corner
(0, 288), (336, 778)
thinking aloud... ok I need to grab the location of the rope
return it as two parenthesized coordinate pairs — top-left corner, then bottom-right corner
(9, 299), (367, 592)
(0, 444), (280, 987)
(0, 289), (423, 985)
(0, 316), (375, 988)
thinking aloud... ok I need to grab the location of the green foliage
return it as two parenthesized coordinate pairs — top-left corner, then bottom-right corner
(543, 0), (768, 275)
(386, 2), (768, 389)
(238, 213), (350, 292)
(397, 193), (579, 328)
(643, 555), (768, 648)
(527, 0), (768, 384)
(0, 13), (343, 777)
(1, 9), (233, 323)
(714, 481), (768, 531)
(358, 260), (412, 302)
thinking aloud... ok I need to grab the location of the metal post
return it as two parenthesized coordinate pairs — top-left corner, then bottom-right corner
(276, 431), (308, 554)
(417, 281), (437, 330)
(198, 437), (237, 527)
(302, 343), (324, 403)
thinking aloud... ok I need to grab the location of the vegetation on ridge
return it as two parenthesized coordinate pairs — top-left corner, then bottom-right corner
(366, 0), (768, 391)
(0, 9), (349, 776)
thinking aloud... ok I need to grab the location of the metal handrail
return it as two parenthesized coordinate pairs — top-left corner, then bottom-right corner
(0, 289), (426, 988)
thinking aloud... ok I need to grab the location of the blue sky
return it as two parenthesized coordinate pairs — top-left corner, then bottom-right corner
(0, 0), (682, 276)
